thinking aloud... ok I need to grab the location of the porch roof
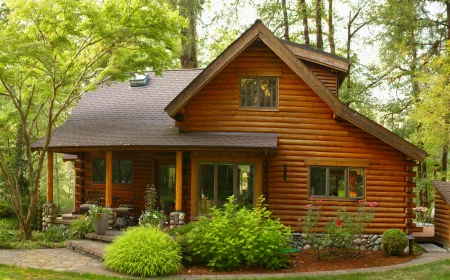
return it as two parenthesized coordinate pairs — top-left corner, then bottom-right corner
(32, 69), (277, 150)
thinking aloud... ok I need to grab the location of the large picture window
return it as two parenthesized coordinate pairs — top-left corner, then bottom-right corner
(92, 159), (132, 184)
(240, 77), (277, 108)
(197, 162), (255, 215)
(309, 166), (365, 199)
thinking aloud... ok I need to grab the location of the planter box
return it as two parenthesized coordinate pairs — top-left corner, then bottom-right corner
(413, 224), (435, 238)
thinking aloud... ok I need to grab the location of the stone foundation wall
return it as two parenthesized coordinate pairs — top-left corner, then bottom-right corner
(42, 203), (57, 231)
(169, 212), (186, 229)
(291, 233), (383, 251)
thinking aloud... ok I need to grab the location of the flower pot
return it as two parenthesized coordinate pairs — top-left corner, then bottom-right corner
(94, 213), (109, 235)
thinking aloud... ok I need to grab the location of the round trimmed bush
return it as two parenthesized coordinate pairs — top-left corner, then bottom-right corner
(382, 229), (408, 256)
(104, 226), (182, 277)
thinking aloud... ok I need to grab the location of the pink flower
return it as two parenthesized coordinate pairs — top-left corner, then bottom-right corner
(336, 220), (343, 226)
(298, 217), (302, 221)
(369, 202), (378, 208)
(310, 195), (314, 200)
(318, 199), (323, 203)
(306, 204), (312, 208)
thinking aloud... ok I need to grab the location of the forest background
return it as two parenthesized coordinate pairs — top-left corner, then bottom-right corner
(0, 0), (448, 237)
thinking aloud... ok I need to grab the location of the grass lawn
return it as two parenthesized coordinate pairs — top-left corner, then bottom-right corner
(0, 259), (449, 280)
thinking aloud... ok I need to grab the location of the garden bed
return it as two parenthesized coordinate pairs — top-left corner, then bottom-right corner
(179, 250), (421, 275)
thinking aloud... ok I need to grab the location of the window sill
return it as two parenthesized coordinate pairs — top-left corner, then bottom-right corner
(238, 107), (279, 111)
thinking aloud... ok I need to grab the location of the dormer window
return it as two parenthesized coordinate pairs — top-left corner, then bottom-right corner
(239, 77), (278, 109)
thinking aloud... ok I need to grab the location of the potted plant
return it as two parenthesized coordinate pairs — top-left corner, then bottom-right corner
(89, 205), (112, 235)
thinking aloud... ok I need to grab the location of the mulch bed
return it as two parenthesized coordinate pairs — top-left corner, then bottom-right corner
(178, 249), (421, 275)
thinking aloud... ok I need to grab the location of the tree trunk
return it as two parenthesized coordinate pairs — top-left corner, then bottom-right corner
(346, 11), (352, 92)
(442, 136), (449, 181)
(447, 0), (450, 40)
(282, 0), (290, 41)
(315, 0), (323, 50)
(299, 0), (310, 46)
(327, 0), (335, 53)
(180, 3), (198, 69)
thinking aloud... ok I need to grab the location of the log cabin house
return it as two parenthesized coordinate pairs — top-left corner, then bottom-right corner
(33, 20), (427, 234)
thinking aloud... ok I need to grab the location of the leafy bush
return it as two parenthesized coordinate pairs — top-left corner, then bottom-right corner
(382, 229), (407, 256)
(187, 196), (291, 271)
(68, 215), (94, 239)
(170, 221), (198, 236)
(0, 199), (14, 218)
(173, 234), (194, 264)
(42, 226), (66, 242)
(104, 226), (182, 277)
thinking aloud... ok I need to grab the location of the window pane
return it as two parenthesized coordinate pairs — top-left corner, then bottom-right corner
(329, 167), (345, 198)
(92, 159), (106, 183)
(112, 160), (119, 184)
(160, 165), (175, 214)
(217, 164), (234, 208)
(237, 164), (254, 208)
(120, 160), (132, 184)
(198, 164), (214, 215)
(240, 78), (257, 107)
(310, 167), (326, 196)
(259, 78), (277, 108)
(349, 168), (364, 198)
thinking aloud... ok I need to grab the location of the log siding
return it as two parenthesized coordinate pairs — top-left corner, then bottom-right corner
(178, 41), (416, 233)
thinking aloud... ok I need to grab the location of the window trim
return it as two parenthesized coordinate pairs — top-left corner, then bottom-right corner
(239, 76), (279, 110)
(308, 166), (366, 200)
(91, 158), (133, 185)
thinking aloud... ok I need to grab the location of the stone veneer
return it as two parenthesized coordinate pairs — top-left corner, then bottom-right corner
(291, 233), (383, 251)
(169, 212), (186, 229)
(42, 203), (57, 231)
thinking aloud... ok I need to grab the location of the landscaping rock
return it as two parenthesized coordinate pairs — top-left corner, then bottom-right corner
(303, 244), (311, 250)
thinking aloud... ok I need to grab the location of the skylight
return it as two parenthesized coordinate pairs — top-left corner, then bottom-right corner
(129, 74), (149, 87)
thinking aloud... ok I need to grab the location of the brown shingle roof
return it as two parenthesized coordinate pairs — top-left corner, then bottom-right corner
(433, 181), (450, 204)
(32, 69), (277, 150)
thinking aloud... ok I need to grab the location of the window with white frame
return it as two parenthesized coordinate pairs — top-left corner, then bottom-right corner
(309, 166), (365, 199)
(240, 77), (277, 108)
(197, 162), (255, 215)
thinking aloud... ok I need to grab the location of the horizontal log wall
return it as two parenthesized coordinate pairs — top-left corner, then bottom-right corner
(303, 61), (338, 95)
(434, 191), (450, 246)
(179, 40), (416, 233)
(81, 151), (153, 217)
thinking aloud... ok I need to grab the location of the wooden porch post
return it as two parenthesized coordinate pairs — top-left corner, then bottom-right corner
(106, 151), (113, 206)
(47, 151), (53, 203)
(175, 151), (183, 211)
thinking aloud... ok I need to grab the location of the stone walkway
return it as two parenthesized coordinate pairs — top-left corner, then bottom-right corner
(0, 248), (449, 279)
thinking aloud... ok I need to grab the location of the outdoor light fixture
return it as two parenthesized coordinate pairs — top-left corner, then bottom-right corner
(408, 234), (415, 255)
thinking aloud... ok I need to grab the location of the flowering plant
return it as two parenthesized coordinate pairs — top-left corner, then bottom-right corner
(298, 196), (324, 259)
(88, 205), (112, 221)
(413, 206), (430, 225)
(140, 184), (166, 227)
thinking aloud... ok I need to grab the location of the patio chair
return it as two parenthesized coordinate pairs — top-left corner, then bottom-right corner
(114, 193), (136, 219)
(79, 190), (103, 214)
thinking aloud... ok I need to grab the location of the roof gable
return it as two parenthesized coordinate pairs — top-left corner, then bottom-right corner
(165, 20), (426, 161)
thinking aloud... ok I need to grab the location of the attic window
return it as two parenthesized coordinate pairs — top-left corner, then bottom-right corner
(129, 74), (149, 87)
(240, 77), (278, 109)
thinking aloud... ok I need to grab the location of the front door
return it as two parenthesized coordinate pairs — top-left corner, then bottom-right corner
(159, 164), (176, 214)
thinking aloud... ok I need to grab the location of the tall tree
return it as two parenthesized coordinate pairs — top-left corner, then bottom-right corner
(0, 0), (184, 239)
(174, 0), (205, 68)
(299, 0), (310, 45)
(282, 0), (290, 40)
(315, 0), (324, 50)
(327, 0), (335, 53)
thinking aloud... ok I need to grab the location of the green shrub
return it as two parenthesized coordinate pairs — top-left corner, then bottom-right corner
(0, 199), (14, 218)
(382, 229), (408, 256)
(104, 226), (182, 277)
(173, 234), (194, 264)
(41, 226), (66, 242)
(68, 215), (94, 239)
(187, 196), (291, 271)
(170, 221), (198, 236)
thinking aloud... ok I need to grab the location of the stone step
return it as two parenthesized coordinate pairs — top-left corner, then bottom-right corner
(67, 240), (108, 259)
(85, 230), (122, 243)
